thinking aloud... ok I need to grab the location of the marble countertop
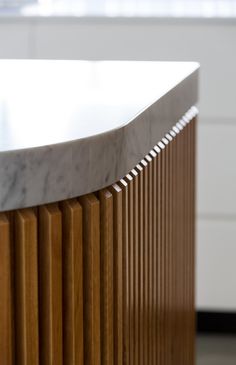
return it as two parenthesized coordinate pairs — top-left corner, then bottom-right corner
(0, 60), (199, 211)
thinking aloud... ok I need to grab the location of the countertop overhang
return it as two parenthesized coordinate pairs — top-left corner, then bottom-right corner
(0, 60), (199, 211)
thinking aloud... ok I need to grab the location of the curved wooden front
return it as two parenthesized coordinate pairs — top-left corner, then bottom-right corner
(0, 112), (196, 365)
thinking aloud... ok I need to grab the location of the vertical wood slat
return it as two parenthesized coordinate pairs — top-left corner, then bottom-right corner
(162, 136), (171, 365)
(61, 199), (83, 365)
(109, 184), (123, 365)
(166, 132), (174, 365)
(186, 119), (191, 365)
(158, 140), (166, 365)
(171, 126), (178, 365)
(162, 140), (168, 365)
(145, 154), (153, 365)
(140, 159), (149, 365)
(171, 128), (177, 365)
(15, 209), (39, 365)
(183, 120), (187, 365)
(118, 178), (129, 365)
(38, 204), (63, 365)
(153, 144), (161, 365)
(183, 120), (189, 365)
(185, 119), (192, 365)
(134, 164), (144, 365)
(99, 189), (114, 365)
(149, 149), (157, 365)
(176, 123), (183, 365)
(130, 168), (139, 365)
(190, 117), (196, 364)
(79, 194), (101, 365)
(184, 119), (189, 364)
(124, 174), (134, 365)
(0, 213), (13, 365)
(179, 121), (186, 365)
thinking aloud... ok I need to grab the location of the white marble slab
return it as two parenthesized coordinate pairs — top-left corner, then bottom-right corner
(0, 60), (199, 211)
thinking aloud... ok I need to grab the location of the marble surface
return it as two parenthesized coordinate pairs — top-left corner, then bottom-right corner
(0, 60), (199, 211)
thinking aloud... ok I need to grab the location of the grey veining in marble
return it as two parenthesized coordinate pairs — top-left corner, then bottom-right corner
(0, 60), (199, 211)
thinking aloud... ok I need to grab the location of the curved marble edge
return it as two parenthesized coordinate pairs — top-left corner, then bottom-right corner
(0, 66), (198, 211)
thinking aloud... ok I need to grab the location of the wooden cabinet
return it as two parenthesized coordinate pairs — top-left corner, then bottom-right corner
(0, 111), (196, 365)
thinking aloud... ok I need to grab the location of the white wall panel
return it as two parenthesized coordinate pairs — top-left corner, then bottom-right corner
(197, 122), (236, 215)
(197, 219), (236, 311)
(0, 22), (30, 58)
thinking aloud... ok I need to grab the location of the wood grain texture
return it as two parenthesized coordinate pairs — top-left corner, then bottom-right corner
(124, 173), (134, 365)
(171, 127), (179, 365)
(163, 137), (171, 365)
(118, 178), (129, 365)
(149, 149), (157, 365)
(140, 158), (149, 365)
(159, 140), (166, 365)
(0, 213), (13, 365)
(145, 154), (154, 365)
(134, 164), (144, 365)
(109, 184), (123, 365)
(38, 204), (63, 365)
(15, 209), (39, 365)
(190, 117), (196, 364)
(79, 194), (101, 365)
(166, 132), (174, 365)
(99, 189), (114, 365)
(154, 144), (161, 365)
(130, 168), (139, 365)
(61, 199), (83, 365)
(0, 109), (197, 365)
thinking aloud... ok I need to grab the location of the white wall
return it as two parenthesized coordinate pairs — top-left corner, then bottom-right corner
(1, 16), (236, 311)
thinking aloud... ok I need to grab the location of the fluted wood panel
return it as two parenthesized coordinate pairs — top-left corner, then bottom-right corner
(0, 108), (197, 365)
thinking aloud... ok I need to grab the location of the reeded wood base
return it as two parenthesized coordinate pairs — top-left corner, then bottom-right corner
(0, 112), (196, 365)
